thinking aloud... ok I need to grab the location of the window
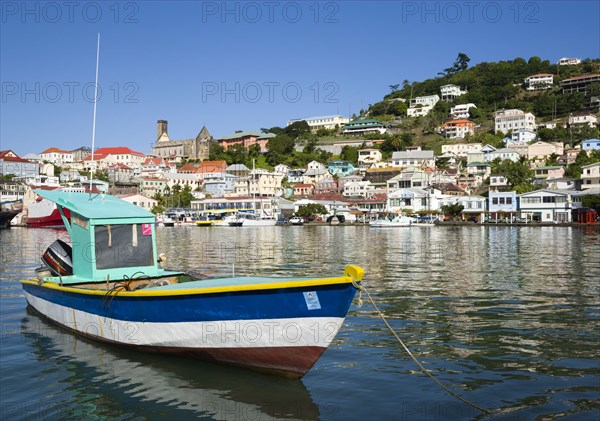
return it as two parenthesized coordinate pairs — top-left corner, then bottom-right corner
(492, 198), (498, 205)
(506, 198), (512, 205)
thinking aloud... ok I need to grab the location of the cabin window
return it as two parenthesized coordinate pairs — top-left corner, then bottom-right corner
(94, 224), (153, 270)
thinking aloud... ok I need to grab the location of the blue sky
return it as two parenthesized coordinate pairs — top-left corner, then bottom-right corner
(1, 1), (599, 156)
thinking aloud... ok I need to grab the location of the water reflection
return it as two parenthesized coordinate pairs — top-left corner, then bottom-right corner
(17, 310), (319, 420)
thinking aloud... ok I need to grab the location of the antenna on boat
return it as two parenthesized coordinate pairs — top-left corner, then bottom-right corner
(89, 33), (100, 200)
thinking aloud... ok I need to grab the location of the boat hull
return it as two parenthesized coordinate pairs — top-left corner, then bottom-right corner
(26, 207), (70, 228)
(21, 279), (358, 377)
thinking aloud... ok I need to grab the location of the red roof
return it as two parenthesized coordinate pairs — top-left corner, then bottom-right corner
(178, 163), (199, 173)
(294, 183), (313, 188)
(199, 160), (227, 173)
(562, 73), (600, 82)
(442, 119), (475, 127)
(527, 73), (554, 78)
(93, 146), (144, 156)
(40, 147), (71, 154)
(0, 150), (18, 158)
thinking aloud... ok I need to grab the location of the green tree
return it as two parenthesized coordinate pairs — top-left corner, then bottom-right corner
(490, 159), (534, 192)
(441, 203), (464, 220)
(295, 204), (328, 221)
(340, 146), (359, 164)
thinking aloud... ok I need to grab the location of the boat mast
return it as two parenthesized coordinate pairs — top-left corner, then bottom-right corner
(89, 33), (100, 200)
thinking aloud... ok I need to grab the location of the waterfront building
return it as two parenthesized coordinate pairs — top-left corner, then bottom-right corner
(438, 195), (487, 221)
(488, 191), (519, 220)
(191, 196), (278, 218)
(518, 189), (582, 222)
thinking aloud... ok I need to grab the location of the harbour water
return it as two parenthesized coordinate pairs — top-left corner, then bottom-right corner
(1, 225), (599, 420)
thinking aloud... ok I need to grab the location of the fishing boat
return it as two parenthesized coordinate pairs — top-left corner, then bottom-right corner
(21, 190), (364, 377)
(194, 214), (213, 227)
(369, 215), (414, 227)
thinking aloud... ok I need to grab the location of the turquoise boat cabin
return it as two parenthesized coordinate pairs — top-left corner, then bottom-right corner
(35, 190), (182, 286)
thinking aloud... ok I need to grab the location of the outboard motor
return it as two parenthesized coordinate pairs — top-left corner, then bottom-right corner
(41, 239), (73, 277)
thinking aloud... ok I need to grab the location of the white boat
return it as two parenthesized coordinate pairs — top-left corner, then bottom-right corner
(236, 212), (277, 227)
(370, 216), (414, 227)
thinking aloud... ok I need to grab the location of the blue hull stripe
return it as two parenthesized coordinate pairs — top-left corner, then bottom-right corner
(22, 283), (357, 323)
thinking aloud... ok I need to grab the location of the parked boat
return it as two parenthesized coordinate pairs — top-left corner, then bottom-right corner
(195, 215), (213, 227)
(21, 190), (364, 377)
(369, 215), (414, 227)
(0, 209), (20, 228)
(238, 211), (277, 227)
(26, 197), (70, 228)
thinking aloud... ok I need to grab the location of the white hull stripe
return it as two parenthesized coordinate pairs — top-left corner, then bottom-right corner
(24, 291), (344, 349)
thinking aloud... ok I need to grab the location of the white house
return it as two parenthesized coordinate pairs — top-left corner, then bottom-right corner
(519, 189), (582, 222)
(117, 194), (157, 210)
(39, 147), (73, 165)
(407, 95), (440, 117)
(287, 115), (350, 131)
(390, 150), (435, 169)
(440, 84), (467, 101)
(510, 128), (537, 144)
(307, 160), (327, 171)
(274, 164), (290, 176)
(486, 148), (520, 162)
(441, 143), (482, 157)
(342, 181), (375, 198)
(438, 195), (487, 221)
(387, 187), (443, 213)
(357, 148), (383, 171)
(489, 175), (510, 192)
(569, 114), (598, 128)
(581, 162), (600, 189)
(386, 170), (430, 191)
(494, 109), (536, 134)
(524, 74), (554, 91)
(450, 103), (476, 119)
(82, 147), (145, 171)
(557, 57), (581, 65)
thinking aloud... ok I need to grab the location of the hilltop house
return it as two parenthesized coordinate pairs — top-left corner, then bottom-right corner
(438, 119), (475, 139)
(450, 103), (476, 119)
(217, 130), (274, 152)
(524, 74), (554, 91)
(341, 119), (388, 135)
(440, 84), (467, 101)
(407, 95), (440, 117)
(581, 139), (600, 152)
(494, 109), (536, 134)
(568, 114), (598, 128)
(287, 115), (350, 131)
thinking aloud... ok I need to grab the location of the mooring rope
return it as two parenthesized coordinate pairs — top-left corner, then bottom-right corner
(358, 283), (492, 415)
